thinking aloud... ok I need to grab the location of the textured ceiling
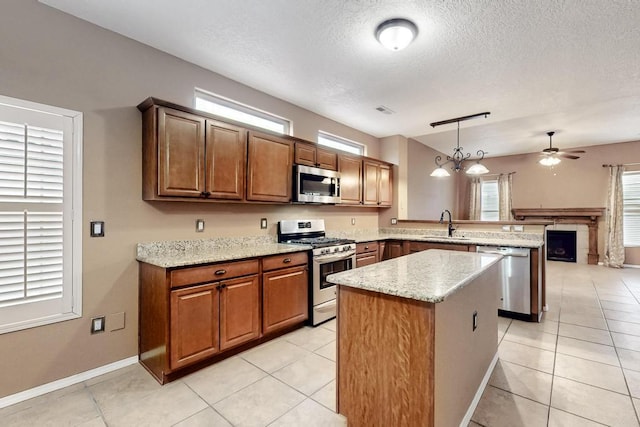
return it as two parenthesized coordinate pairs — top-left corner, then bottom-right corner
(40, 0), (640, 158)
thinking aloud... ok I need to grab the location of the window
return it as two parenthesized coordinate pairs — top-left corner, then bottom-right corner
(480, 179), (499, 221)
(0, 95), (82, 334)
(317, 131), (365, 156)
(623, 171), (640, 247)
(194, 89), (291, 135)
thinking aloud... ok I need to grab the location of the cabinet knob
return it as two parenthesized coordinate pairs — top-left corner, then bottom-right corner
(215, 269), (227, 276)
(283, 258), (291, 263)
(220, 284), (227, 289)
(200, 191), (211, 198)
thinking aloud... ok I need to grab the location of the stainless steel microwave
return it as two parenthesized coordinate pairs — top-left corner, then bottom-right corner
(294, 165), (341, 204)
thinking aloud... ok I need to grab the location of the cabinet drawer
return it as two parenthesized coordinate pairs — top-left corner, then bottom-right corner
(262, 251), (308, 271)
(170, 259), (259, 288)
(356, 241), (379, 254)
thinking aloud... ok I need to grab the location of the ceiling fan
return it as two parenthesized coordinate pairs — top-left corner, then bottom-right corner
(539, 131), (585, 166)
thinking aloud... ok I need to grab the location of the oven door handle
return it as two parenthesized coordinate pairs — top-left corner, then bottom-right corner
(314, 252), (356, 263)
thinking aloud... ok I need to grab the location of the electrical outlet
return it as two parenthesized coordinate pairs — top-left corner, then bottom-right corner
(391, 218), (398, 225)
(196, 219), (205, 232)
(502, 225), (511, 232)
(351, 218), (356, 226)
(260, 218), (268, 229)
(91, 316), (105, 334)
(90, 221), (104, 237)
(513, 225), (524, 232)
(472, 311), (478, 331)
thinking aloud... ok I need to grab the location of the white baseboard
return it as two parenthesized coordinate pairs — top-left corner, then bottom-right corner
(459, 351), (499, 427)
(0, 356), (138, 409)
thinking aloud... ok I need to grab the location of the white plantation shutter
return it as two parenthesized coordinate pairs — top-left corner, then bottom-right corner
(0, 96), (82, 333)
(481, 179), (499, 221)
(623, 171), (640, 247)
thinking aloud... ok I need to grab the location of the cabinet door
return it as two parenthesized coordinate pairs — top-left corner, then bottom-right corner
(383, 241), (406, 260)
(263, 266), (308, 334)
(362, 160), (380, 205)
(206, 120), (247, 200)
(294, 142), (316, 167)
(378, 163), (392, 206)
(158, 107), (205, 197)
(170, 283), (219, 369)
(316, 147), (338, 170)
(219, 274), (260, 350)
(338, 154), (363, 205)
(356, 253), (378, 268)
(247, 132), (293, 202)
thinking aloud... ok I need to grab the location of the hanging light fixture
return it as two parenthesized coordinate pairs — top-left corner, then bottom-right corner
(375, 18), (418, 51)
(429, 112), (491, 177)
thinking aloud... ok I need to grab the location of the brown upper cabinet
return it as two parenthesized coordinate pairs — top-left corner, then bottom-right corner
(294, 142), (338, 170)
(140, 103), (246, 201)
(338, 154), (363, 205)
(247, 131), (294, 202)
(363, 159), (392, 206)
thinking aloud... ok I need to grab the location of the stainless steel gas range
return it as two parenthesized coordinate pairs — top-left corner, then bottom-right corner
(278, 219), (356, 326)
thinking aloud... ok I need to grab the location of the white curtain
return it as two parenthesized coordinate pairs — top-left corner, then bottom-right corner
(469, 178), (481, 220)
(498, 173), (513, 221)
(604, 165), (625, 268)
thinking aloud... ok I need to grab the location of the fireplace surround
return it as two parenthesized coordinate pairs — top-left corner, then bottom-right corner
(512, 208), (605, 265)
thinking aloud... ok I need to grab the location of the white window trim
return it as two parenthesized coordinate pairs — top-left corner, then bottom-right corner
(480, 179), (499, 221)
(0, 94), (82, 334)
(623, 170), (640, 247)
(194, 88), (292, 135)
(317, 131), (366, 156)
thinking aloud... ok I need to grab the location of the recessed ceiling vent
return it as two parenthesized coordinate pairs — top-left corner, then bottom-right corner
(375, 105), (395, 115)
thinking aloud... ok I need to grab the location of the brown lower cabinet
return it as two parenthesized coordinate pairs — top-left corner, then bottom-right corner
(356, 241), (379, 267)
(139, 251), (308, 384)
(408, 241), (474, 253)
(382, 240), (408, 260)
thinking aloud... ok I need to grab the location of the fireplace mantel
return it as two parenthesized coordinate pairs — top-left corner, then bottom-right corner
(512, 207), (605, 264)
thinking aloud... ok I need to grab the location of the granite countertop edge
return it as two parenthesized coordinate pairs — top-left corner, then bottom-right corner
(327, 250), (503, 303)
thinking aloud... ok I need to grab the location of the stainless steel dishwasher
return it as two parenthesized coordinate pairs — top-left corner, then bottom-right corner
(476, 246), (532, 319)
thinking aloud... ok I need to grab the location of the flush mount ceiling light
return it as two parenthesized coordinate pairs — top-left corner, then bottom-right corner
(429, 112), (491, 177)
(375, 18), (418, 51)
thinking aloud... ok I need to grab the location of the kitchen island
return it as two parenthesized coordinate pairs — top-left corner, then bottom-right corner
(327, 249), (502, 427)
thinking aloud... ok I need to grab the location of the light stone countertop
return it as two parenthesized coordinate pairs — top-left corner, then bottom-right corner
(136, 237), (311, 268)
(327, 249), (503, 303)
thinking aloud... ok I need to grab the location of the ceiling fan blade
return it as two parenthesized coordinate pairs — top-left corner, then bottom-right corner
(559, 154), (580, 160)
(565, 149), (586, 154)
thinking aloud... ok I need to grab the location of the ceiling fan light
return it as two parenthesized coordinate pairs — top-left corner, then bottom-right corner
(376, 19), (418, 51)
(430, 167), (450, 177)
(539, 156), (561, 166)
(466, 162), (489, 175)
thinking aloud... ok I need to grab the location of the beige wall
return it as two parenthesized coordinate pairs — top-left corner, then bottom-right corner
(456, 140), (640, 264)
(0, 0), (381, 398)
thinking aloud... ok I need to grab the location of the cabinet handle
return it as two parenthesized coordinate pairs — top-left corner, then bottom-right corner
(220, 284), (227, 289)
(283, 258), (291, 263)
(200, 191), (211, 198)
(215, 269), (226, 276)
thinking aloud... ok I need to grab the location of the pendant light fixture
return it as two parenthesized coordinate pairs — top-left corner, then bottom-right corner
(375, 18), (418, 51)
(429, 112), (491, 177)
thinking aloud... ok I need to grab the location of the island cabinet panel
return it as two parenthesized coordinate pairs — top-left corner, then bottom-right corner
(338, 287), (436, 426)
(205, 120), (247, 200)
(170, 283), (220, 369)
(338, 154), (363, 205)
(219, 275), (260, 350)
(157, 107), (206, 197)
(247, 132), (294, 202)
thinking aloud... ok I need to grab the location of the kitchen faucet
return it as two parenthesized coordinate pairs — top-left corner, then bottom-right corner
(440, 209), (456, 237)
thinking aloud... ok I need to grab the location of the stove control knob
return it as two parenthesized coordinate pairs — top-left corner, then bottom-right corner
(322, 249), (329, 255)
(343, 245), (350, 251)
(333, 247), (340, 253)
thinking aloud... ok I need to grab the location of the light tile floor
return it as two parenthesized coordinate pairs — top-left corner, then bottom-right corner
(2, 261), (640, 426)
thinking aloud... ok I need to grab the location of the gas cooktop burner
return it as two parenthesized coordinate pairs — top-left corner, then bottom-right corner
(286, 236), (355, 248)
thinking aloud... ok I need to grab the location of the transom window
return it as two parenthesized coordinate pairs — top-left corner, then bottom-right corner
(194, 89), (291, 135)
(317, 131), (365, 156)
(0, 95), (82, 334)
(623, 171), (640, 247)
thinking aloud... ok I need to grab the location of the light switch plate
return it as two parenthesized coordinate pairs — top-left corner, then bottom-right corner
(351, 218), (356, 226)
(391, 218), (398, 225)
(90, 221), (104, 237)
(260, 218), (268, 229)
(91, 316), (105, 334)
(196, 219), (205, 232)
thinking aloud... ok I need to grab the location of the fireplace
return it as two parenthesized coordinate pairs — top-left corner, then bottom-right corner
(547, 230), (577, 262)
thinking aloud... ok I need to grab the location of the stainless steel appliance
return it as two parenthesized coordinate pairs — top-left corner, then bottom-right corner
(476, 246), (538, 321)
(278, 219), (355, 325)
(293, 165), (341, 204)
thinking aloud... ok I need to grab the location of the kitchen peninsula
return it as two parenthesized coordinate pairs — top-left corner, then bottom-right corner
(327, 249), (503, 427)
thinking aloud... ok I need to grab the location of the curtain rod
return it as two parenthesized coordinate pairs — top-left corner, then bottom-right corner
(602, 162), (640, 167)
